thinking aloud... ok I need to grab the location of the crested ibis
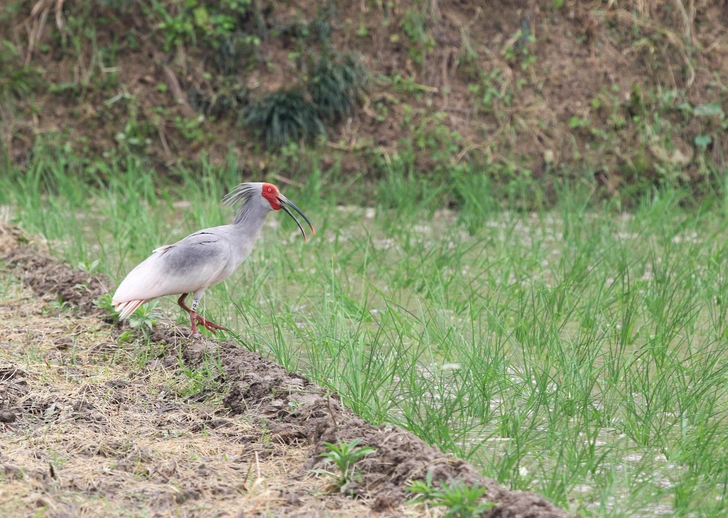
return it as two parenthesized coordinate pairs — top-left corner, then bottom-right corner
(112, 182), (315, 335)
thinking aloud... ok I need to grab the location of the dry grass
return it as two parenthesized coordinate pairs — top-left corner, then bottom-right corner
(0, 274), (396, 517)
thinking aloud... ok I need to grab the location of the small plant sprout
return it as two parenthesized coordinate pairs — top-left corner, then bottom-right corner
(93, 293), (115, 311)
(77, 259), (100, 273)
(310, 438), (376, 494)
(93, 293), (120, 323)
(126, 300), (160, 331)
(48, 296), (72, 313)
(406, 471), (493, 518)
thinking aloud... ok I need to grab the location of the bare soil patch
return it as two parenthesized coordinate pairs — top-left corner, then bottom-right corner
(0, 225), (572, 517)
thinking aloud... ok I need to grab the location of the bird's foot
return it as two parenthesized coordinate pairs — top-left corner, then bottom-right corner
(194, 314), (229, 334)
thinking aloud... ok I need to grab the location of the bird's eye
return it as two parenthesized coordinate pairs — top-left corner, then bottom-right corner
(268, 187), (272, 192)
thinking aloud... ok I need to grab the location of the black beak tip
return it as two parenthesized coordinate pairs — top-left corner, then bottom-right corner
(280, 196), (315, 242)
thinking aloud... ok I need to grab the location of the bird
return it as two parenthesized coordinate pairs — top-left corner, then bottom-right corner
(112, 182), (315, 335)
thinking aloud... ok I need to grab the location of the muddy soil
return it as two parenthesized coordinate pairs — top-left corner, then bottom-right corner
(0, 225), (572, 517)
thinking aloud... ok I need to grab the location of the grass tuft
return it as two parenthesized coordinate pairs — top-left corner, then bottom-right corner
(244, 88), (325, 148)
(0, 41), (44, 100)
(309, 53), (367, 122)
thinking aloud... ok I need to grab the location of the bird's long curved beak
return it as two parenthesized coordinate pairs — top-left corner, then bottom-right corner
(278, 195), (316, 242)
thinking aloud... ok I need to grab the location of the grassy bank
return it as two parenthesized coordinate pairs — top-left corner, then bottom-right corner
(3, 155), (728, 516)
(2, 0), (727, 198)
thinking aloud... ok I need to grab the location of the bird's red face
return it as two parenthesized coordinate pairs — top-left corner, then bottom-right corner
(259, 182), (316, 241)
(261, 183), (282, 210)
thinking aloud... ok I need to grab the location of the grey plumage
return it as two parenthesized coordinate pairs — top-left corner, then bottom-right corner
(222, 183), (261, 226)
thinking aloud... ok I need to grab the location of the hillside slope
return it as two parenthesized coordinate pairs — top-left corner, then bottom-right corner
(1, 0), (727, 196)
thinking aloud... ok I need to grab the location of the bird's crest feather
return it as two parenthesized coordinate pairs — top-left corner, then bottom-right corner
(222, 183), (261, 225)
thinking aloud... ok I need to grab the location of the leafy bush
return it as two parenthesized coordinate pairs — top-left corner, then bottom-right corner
(150, 0), (252, 51)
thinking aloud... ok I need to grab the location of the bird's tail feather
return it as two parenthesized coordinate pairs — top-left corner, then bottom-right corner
(114, 299), (146, 320)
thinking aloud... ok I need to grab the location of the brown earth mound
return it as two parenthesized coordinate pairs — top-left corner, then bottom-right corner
(3, 248), (111, 314)
(0, 225), (572, 517)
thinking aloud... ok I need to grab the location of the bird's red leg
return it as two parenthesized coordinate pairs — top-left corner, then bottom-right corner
(177, 293), (193, 313)
(190, 313), (199, 335)
(177, 293), (199, 335)
(181, 294), (229, 335)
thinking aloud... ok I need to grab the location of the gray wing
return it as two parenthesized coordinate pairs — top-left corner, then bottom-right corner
(113, 231), (233, 303)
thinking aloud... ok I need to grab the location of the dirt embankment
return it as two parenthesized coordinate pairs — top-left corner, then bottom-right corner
(0, 225), (571, 516)
(2, 0), (727, 193)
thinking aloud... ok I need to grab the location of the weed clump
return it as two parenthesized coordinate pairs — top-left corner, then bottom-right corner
(311, 438), (376, 494)
(244, 88), (325, 149)
(309, 53), (367, 121)
(0, 41), (43, 100)
(188, 81), (249, 118)
(406, 472), (493, 518)
(244, 52), (367, 149)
